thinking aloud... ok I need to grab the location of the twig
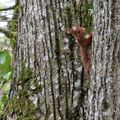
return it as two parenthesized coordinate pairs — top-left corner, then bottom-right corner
(0, 5), (16, 12)
(0, 15), (9, 20)
(0, 27), (16, 38)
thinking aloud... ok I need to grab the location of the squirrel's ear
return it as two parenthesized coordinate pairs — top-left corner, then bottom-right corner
(65, 26), (78, 33)
(66, 27), (78, 34)
(72, 26), (77, 31)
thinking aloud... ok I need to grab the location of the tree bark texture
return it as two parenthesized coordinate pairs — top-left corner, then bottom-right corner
(86, 0), (120, 120)
(5, 0), (120, 120)
(5, 0), (92, 120)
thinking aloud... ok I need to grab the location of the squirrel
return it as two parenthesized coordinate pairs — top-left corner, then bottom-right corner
(66, 26), (92, 77)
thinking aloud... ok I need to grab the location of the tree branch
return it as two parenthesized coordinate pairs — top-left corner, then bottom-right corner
(0, 15), (9, 20)
(0, 27), (15, 38)
(0, 0), (19, 12)
(0, 5), (16, 12)
(0, 15), (18, 21)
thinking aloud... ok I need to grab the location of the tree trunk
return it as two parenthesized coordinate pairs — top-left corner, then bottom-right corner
(86, 0), (120, 120)
(4, 0), (91, 120)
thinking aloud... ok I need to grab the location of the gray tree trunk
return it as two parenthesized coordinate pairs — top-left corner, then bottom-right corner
(5, 0), (89, 120)
(86, 0), (120, 120)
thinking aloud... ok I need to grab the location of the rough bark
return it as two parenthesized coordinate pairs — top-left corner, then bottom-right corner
(4, 0), (120, 120)
(86, 0), (120, 120)
(4, 0), (91, 120)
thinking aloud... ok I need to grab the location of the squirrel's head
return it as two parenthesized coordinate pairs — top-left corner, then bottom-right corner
(66, 26), (87, 43)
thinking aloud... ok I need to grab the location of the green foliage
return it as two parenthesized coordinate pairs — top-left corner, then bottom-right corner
(4, 91), (40, 120)
(17, 67), (42, 94)
(0, 35), (14, 116)
(0, 0), (19, 118)
(0, 50), (13, 117)
(0, 50), (13, 84)
(1, 94), (7, 104)
(8, 20), (17, 48)
(0, 50), (13, 77)
(84, 1), (93, 32)
(10, 38), (16, 49)
(18, 67), (33, 85)
(3, 67), (43, 119)
(7, 20), (17, 32)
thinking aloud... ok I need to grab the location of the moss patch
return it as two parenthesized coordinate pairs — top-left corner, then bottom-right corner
(3, 67), (42, 120)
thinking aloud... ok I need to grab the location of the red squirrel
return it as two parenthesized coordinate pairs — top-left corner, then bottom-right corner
(66, 26), (92, 77)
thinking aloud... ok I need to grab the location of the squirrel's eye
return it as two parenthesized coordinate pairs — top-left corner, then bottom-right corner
(78, 31), (80, 33)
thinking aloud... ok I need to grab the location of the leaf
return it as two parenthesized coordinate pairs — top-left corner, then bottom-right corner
(1, 94), (7, 103)
(0, 50), (11, 75)
(3, 71), (12, 80)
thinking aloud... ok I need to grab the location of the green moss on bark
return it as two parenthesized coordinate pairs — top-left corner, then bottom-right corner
(3, 67), (42, 120)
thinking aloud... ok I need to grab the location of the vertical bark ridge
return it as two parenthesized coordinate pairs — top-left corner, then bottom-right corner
(50, 0), (62, 95)
(44, 35), (57, 120)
